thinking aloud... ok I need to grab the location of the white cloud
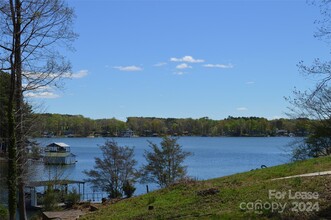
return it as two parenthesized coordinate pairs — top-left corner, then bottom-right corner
(25, 91), (59, 99)
(237, 107), (248, 111)
(23, 69), (88, 99)
(173, 71), (187, 75)
(176, 63), (192, 69)
(24, 83), (59, 98)
(170, 56), (205, 63)
(23, 71), (58, 79)
(113, 65), (143, 72)
(203, 63), (234, 69)
(245, 81), (255, 85)
(70, 69), (88, 79)
(153, 62), (167, 67)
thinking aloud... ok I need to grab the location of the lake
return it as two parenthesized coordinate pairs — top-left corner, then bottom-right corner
(1, 136), (295, 201)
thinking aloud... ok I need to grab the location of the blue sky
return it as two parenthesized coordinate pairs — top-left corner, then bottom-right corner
(29, 0), (331, 121)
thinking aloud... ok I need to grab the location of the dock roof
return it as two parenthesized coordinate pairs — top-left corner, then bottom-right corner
(47, 142), (70, 147)
(26, 180), (85, 188)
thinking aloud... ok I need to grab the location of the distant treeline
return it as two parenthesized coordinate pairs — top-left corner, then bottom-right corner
(31, 114), (313, 137)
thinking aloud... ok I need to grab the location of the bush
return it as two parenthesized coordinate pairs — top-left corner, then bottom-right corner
(43, 188), (60, 211)
(109, 189), (122, 199)
(0, 204), (8, 219)
(65, 188), (81, 208)
(122, 181), (136, 198)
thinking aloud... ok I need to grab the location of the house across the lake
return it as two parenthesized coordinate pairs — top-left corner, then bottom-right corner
(44, 142), (76, 165)
(121, 129), (134, 137)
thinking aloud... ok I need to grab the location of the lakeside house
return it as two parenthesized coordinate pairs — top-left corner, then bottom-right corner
(121, 129), (134, 137)
(44, 142), (76, 165)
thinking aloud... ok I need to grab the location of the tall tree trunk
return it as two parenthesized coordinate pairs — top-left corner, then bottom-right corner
(14, 0), (27, 219)
(6, 0), (27, 219)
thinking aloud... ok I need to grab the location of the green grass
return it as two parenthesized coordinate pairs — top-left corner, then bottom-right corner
(81, 156), (331, 220)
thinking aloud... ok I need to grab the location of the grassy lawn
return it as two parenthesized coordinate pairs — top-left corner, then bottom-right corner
(81, 156), (331, 220)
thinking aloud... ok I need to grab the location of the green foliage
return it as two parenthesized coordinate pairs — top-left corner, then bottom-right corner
(122, 181), (136, 198)
(43, 187), (60, 211)
(29, 113), (316, 138)
(291, 122), (331, 160)
(31, 114), (127, 137)
(109, 189), (122, 199)
(0, 204), (8, 219)
(141, 136), (192, 188)
(65, 188), (81, 207)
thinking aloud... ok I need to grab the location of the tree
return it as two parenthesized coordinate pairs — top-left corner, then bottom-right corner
(141, 136), (192, 188)
(0, 1), (77, 219)
(83, 140), (138, 199)
(288, 0), (331, 160)
(288, 89), (331, 159)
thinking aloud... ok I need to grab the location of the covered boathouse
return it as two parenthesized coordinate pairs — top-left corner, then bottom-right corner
(44, 142), (76, 165)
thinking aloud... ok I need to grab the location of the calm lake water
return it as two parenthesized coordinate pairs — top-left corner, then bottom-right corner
(1, 137), (294, 202)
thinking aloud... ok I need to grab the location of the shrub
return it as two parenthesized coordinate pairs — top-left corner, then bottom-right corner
(43, 188), (60, 211)
(65, 188), (81, 208)
(123, 181), (136, 198)
(0, 204), (8, 219)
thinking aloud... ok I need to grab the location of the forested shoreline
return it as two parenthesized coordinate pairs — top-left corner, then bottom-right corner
(32, 113), (313, 138)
